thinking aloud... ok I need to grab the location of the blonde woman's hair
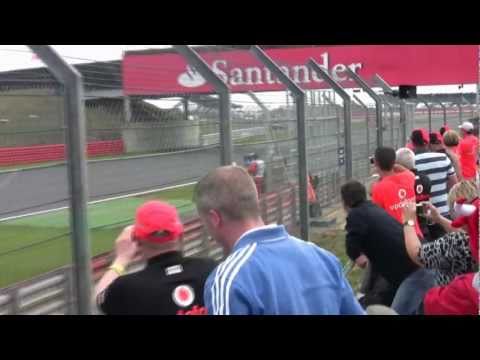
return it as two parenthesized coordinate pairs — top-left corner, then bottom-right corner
(447, 180), (479, 213)
(443, 130), (460, 147)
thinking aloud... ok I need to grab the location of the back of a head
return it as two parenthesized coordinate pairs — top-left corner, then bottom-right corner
(439, 125), (450, 137)
(396, 147), (415, 170)
(459, 121), (475, 136)
(411, 129), (430, 148)
(447, 180), (479, 213)
(194, 165), (261, 221)
(443, 130), (460, 147)
(374, 147), (396, 171)
(341, 180), (367, 209)
(429, 132), (443, 145)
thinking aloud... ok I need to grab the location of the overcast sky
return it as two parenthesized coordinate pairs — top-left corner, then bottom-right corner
(0, 45), (477, 109)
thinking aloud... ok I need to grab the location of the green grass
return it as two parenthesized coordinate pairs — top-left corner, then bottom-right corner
(0, 184), (195, 288)
(0, 175), (361, 291)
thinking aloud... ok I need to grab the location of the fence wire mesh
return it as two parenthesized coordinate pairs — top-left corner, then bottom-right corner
(1, 45), (478, 314)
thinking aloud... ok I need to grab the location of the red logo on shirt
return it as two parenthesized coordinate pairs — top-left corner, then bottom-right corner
(172, 285), (195, 308)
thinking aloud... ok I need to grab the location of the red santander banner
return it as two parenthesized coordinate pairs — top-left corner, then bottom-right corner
(123, 45), (478, 95)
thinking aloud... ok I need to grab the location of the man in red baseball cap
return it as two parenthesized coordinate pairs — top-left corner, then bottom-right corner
(95, 200), (217, 315)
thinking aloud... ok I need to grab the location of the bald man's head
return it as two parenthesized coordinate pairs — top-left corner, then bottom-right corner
(193, 165), (261, 221)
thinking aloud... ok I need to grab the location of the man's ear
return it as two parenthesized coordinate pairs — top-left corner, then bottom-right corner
(208, 209), (222, 227)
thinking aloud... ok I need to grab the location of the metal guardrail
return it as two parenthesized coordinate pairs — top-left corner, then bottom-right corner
(0, 185), (296, 315)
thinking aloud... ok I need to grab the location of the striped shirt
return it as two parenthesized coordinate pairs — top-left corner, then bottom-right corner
(415, 152), (455, 216)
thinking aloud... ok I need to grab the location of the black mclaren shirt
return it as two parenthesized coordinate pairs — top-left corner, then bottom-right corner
(345, 201), (419, 288)
(98, 252), (217, 315)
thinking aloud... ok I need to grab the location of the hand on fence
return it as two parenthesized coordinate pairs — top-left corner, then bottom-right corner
(114, 225), (139, 267)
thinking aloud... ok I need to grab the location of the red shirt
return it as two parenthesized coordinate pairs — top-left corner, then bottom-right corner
(458, 134), (479, 180)
(372, 171), (424, 238)
(424, 273), (479, 315)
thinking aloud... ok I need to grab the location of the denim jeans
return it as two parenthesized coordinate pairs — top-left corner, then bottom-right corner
(391, 268), (437, 315)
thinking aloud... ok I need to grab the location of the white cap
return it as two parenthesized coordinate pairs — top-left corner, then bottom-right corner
(458, 121), (474, 131)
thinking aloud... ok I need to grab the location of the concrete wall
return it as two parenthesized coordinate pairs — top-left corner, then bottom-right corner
(202, 126), (267, 146)
(122, 120), (201, 153)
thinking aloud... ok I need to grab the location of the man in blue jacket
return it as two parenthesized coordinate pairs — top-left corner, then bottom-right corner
(193, 165), (365, 315)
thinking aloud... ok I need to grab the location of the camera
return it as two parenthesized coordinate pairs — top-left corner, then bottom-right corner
(416, 202), (430, 218)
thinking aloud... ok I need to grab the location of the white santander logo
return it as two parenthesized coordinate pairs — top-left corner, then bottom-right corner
(178, 65), (207, 88)
(177, 52), (363, 88)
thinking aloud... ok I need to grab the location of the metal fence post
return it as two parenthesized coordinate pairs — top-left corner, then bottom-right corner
(347, 69), (383, 147)
(382, 101), (394, 146)
(462, 97), (474, 119)
(28, 45), (92, 315)
(353, 94), (371, 174)
(422, 101), (432, 132)
(399, 100), (408, 145)
(251, 46), (309, 242)
(323, 94), (342, 162)
(308, 59), (353, 180)
(173, 46), (232, 165)
(436, 101), (447, 126)
(457, 103), (463, 124)
(124, 96), (132, 123)
(372, 74), (404, 147)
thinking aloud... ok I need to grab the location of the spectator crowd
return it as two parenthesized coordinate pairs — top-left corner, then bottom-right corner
(95, 119), (479, 316)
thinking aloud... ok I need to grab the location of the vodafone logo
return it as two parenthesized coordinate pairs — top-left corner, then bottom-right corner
(172, 285), (195, 308)
(398, 189), (407, 200)
(178, 65), (207, 88)
(416, 184), (424, 194)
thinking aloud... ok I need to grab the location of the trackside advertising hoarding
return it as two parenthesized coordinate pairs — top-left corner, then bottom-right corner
(123, 45), (478, 95)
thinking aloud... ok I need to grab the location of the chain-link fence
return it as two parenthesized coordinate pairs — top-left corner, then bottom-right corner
(0, 47), (75, 294)
(1, 45), (478, 314)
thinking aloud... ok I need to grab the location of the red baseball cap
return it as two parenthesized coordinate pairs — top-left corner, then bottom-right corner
(133, 201), (184, 244)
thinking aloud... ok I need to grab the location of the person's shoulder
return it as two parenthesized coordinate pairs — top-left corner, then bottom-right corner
(302, 240), (338, 260)
(363, 201), (393, 220)
(113, 268), (150, 287)
(204, 245), (258, 298)
(416, 152), (443, 160)
(296, 239), (343, 273)
(372, 178), (387, 188)
(208, 244), (258, 279)
(348, 202), (371, 216)
(396, 169), (415, 181)
(103, 272), (136, 299)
